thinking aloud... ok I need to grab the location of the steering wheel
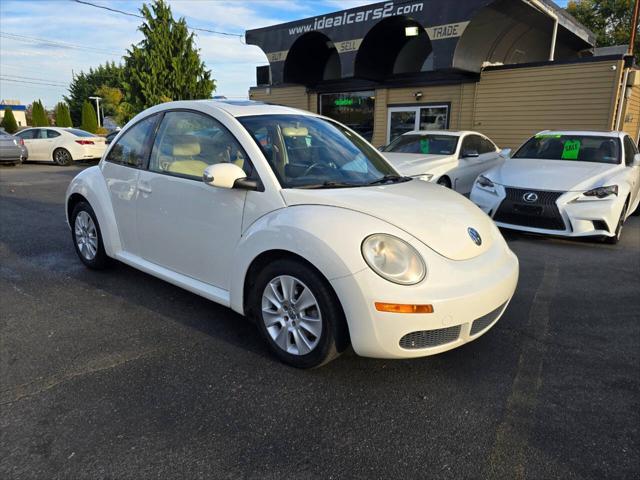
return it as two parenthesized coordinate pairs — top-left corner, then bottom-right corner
(301, 162), (326, 177)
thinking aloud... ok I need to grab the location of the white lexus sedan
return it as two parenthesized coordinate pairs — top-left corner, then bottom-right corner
(16, 127), (106, 166)
(381, 130), (509, 194)
(66, 100), (519, 368)
(471, 131), (640, 244)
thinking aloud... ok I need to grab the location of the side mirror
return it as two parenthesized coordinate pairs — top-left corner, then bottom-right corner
(463, 149), (479, 158)
(499, 148), (512, 158)
(633, 153), (640, 167)
(203, 163), (257, 190)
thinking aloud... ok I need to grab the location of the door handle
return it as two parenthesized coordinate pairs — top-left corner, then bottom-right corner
(138, 184), (152, 194)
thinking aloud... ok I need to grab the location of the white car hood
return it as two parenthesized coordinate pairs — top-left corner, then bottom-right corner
(489, 158), (619, 191)
(281, 180), (496, 261)
(383, 152), (453, 177)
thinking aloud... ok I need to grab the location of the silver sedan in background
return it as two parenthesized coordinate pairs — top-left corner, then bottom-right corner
(0, 130), (28, 165)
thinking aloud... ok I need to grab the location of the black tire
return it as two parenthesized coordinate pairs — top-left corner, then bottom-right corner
(437, 176), (452, 189)
(53, 148), (73, 166)
(603, 201), (628, 245)
(250, 258), (348, 368)
(70, 201), (110, 269)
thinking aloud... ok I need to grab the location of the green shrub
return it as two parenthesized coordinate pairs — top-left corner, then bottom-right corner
(80, 100), (98, 133)
(1, 107), (18, 133)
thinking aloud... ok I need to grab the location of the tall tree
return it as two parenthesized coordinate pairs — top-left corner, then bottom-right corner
(65, 62), (124, 126)
(1, 107), (18, 134)
(80, 101), (98, 133)
(567, 0), (639, 61)
(122, 0), (215, 115)
(54, 102), (73, 127)
(31, 100), (49, 127)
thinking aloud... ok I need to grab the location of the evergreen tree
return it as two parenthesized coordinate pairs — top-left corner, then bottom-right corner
(1, 107), (19, 134)
(80, 100), (98, 133)
(54, 102), (73, 127)
(31, 100), (49, 127)
(65, 62), (124, 125)
(122, 0), (215, 114)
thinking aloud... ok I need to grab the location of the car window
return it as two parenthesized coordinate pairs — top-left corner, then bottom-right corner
(513, 134), (621, 164)
(17, 129), (37, 140)
(106, 114), (160, 168)
(460, 135), (481, 156)
(68, 128), (95, 138)
(45, 130), (61, 139)
(382, 134), (458, 155)
(623, 135), (638, 166)
(148, 110), (253, 181)
(479, 137), (497, 154)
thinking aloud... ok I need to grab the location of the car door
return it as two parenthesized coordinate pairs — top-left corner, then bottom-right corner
(623, 135), (640, 209)
(455, 134), (485, 194)
(17, 129), (46, 160)
(135, 109), (253, 290)
(42, 129), (63, 159)
(101, 113), (161, 256)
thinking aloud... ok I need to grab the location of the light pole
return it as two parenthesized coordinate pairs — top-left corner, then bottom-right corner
(89, 96), (102, 128)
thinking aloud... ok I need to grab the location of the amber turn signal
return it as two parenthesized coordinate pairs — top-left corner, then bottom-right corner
(375, 302), (434, 314)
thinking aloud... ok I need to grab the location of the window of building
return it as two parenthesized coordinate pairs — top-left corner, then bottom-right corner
(319, 91), (375, 142)
(386, 104), (450, 144)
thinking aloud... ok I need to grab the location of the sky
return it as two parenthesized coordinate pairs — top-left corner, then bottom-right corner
(0, 0), (568, 108)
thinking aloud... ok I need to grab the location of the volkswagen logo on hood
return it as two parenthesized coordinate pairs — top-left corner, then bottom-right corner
(523, 192), (538, 203)
(468, 227), (482, 246)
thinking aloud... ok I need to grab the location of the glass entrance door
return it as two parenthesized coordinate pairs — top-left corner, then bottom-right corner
(387, 104), (450, 145)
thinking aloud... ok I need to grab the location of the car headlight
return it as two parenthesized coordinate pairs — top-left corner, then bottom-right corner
(476, 175), (495, 190)
(583, 185), (618, 199)
(361, 234), (426, 285)
(413, 173), (433, 182)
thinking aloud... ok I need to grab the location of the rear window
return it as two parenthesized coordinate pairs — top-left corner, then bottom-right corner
(67, 129), (95, 138)
(513, 134), (621, 164)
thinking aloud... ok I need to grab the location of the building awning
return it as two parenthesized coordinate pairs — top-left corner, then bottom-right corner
(246, 0), (596, 86)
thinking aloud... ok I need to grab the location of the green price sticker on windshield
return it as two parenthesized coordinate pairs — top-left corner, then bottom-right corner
(562, 140), (580, 160)
(420, 138), (430, 154)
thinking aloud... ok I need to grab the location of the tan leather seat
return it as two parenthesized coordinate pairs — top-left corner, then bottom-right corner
(164, 137), (209, 178)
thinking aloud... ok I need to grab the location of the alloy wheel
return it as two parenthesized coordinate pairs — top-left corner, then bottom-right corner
(54, 149), (71, 165)
(74, 211), (98, 260)
(261, 275), (322, 355)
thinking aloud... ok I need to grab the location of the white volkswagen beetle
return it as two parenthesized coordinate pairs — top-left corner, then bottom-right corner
(381, 130), (509, 194)
(470, 131), (640, 244)
(66, 100), (519, 368)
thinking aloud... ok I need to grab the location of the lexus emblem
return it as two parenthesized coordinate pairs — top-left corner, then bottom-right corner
(523, 192), (538, 203)
(468, 227), (482, 246)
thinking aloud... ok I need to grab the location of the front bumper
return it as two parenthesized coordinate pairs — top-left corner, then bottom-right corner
(470, 184), (623, 238)
(330, 236), (519, 359)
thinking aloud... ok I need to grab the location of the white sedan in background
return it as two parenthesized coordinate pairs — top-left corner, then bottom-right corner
(381, 130), (509, 194)
(471, 131), (640, 244)
(66, 100), (519, 368)
(16, 127), (106, 166)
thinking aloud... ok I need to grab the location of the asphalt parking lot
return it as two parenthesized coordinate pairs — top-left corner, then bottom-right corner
(1, 163), (638, 479)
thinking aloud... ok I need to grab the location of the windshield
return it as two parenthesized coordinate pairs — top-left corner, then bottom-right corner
(513, 134), (621, 164)
(383, 134), (458, 155)
(239, 114), (401, 188)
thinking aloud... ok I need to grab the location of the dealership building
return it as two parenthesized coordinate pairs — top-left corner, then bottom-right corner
(246, 0), (639, 149)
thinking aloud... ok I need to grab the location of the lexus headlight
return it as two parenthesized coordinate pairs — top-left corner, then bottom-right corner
(413, 173), (433, 182)
(476, 175), (495, 190)
(583, 185), (618, 199)
(361, 234), (426, 285)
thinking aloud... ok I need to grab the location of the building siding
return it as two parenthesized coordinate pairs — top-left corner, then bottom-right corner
(621, 82), (640, 143)
(249, 85), (309, 111)
(472, 60), (623, 149)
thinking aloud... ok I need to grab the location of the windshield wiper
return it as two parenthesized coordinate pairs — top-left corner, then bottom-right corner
(366, 174), (410, 186)
(298, 181), (361, 189)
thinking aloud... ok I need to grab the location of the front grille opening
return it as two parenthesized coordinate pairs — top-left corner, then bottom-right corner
(399, 325), (461, 350)
(494, 187), (566, 231)
(592, 220), (609, 232)
(470, 302), (507, 336)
